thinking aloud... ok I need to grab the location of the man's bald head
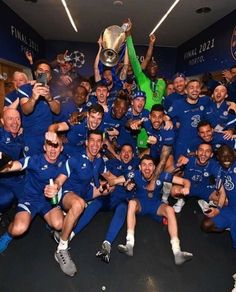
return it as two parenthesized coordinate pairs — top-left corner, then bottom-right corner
(1, 108), (21, 137)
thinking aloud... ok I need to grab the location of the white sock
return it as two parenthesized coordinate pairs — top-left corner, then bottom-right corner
(170, 237), (180, 254)
(57, 238), (68, 251)
(162, 182), (172, 202)
(126, 229), (135, 247)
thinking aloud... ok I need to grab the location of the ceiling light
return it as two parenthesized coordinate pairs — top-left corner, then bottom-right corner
(196, 7), (211, 14)
(61, 0), (78, 32)
(113, 0), (123, 6)
(149, 0), (180, 36)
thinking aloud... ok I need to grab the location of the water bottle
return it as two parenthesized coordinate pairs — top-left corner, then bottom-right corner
(49, 179), (58, 205)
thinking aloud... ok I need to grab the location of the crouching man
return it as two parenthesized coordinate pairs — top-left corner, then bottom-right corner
(117, 155), (193, 265)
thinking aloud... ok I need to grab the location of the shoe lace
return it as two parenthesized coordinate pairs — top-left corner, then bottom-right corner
(58, 248), (72, 264)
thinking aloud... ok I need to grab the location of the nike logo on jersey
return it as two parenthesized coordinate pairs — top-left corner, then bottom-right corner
(41, 164), (48, 170)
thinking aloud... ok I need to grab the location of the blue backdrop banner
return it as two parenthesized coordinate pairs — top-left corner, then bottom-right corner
(45, 39), (177, 79)
(177, 10), (236, 76)
(0, 1), (45, 66)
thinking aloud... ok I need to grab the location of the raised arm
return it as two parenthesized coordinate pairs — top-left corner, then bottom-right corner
(48, 122), (69, 133)
(94, 36), (103, 82)
(119, 46), (129, 81)
(141, 34), (156, 70)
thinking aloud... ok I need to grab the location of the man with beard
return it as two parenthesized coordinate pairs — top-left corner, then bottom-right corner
(131, 104), (174, 171)
(168, 80), (210, 161)
(197, 121), (235, 151)
(163, 73), (186, 111)
(201, 145), (236, 249)
(117, 155), (193, 265)
(125, 19), (166, 148)
(124, 90), (149, 151)
(173, 143), (226, 213)
(17, 59), (60, 156)
(54, 84), (89, 123)
(222, 65), (236, 102)
(102, 93), (130, 153)
(183, 121), (235, 156)
(125, 19), (165, 109)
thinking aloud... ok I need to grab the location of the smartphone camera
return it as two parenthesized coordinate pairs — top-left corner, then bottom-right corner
(37, 72), (47, 86)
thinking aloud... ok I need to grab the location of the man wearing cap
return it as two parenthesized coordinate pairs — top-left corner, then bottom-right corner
(124, 90), (149, 151)
(163, 73), (187, 111)
(124, 19), (166, 149)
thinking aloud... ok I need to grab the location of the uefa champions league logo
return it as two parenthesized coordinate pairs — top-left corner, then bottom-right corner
(65, 50), (86, 68)
(231, 25), (236, 61)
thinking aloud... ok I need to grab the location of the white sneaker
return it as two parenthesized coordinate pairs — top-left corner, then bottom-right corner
(232, 273), (236, 292)
(173, 198), (185, 213)
(198, 200), (210, 213)
(209, 200), (218, 208)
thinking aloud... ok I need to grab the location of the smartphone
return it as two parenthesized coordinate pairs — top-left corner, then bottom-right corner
(0, 152), (12, 170)
(37, 72), (47, 86)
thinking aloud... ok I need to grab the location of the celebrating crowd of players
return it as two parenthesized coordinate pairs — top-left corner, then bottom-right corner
(0, 19), (236, 277)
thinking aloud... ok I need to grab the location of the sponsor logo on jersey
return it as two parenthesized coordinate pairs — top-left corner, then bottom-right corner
(41, 164), (48, 170)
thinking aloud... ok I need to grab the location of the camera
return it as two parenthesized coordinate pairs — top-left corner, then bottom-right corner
(37, 72), (47, 86)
